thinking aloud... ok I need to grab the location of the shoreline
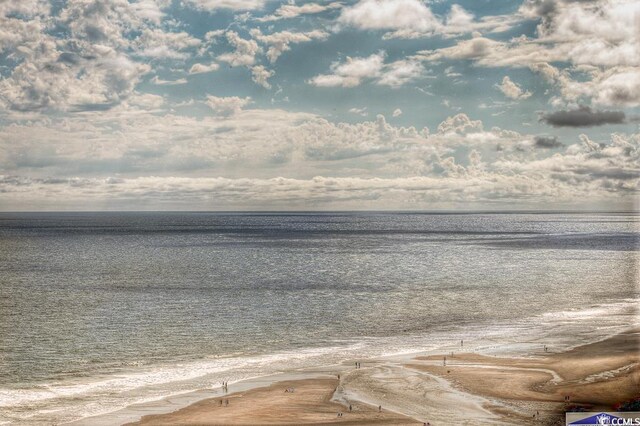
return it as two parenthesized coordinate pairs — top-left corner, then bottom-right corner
(41, 298), (636, 424)
(74, 326), (640, 425)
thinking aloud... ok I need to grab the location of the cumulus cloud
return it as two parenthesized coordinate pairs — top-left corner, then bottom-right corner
(134, 29), (201, 59)
(3, 127), (637, 209)
(184, 0), (265, 11)
(377, 60), (424, 88)
(533, 135), (563, 149)
(0, 0), (207, 112)
(437, 114), (483, 135)
(251, 29), (329, 63)
(205, 95), (252, 116)
(1, 104), (637, 210)
(129, 0), (170, 24)
(338, 0), (517, 39)
(591, 67), (640, 107)
(257, 2), (341, 21)
(309, 52), (386, 87)
(339, 0), (441, 34)
(309, 53), (423, 88)
(1, 0), (638, 211)
(251, 65), (274, 89)
(189, 63), (220, 74)
(418, 0), (640, 107)
(218, 31), (260, 67)
(540, 106), (627, 127)
(446, 4), (474, 28)
(496, 76), (532, 100)
(419, 36), (502, 61)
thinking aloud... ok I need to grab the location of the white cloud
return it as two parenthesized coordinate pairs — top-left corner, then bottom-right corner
(496, 76), (532, 100)
(184, 0), (265, 11)
(349, 107), (368, 116)
(418, 0), (640, 107)
(309, 53), (423, 88)
(591, 68), (640, 107)
(129, 0), (170, 24)
(0, 0), (637, 211)
(134, 29), (201, 59)
(151, 76), (188, 86)
(1, 106), (637, 210)
(338, 0), (441, 34)
(257, 2), (342, 21)
(205, 95), (252, 116)
(530, 64), (640, 107)
(377, 60), (423, 88)
(446, 4), (474, 28)
(251, 29), (329, 63)
(127, 93), (165, 109)
(437, 114), (483, 135)
(189, 63), (220, 74)
(309, 52), (386, 87)
(251, 65), (274, 89)
(419, 36), (502, 61)
(339, 0), (518, 39)
(218, 31), (260, 67)
(0, 0), (205, 112)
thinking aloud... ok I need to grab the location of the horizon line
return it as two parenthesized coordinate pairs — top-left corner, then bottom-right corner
(1, 209), (638, 215)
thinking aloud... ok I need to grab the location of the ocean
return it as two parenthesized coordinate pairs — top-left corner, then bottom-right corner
(0, 212), (638, 424)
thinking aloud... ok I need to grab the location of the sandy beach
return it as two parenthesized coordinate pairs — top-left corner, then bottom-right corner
(124, 329), (639, 425)
(128, 378), (420, 425)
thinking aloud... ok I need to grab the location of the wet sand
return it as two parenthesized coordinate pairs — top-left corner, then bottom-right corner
(408, 328), (640, 424)
(128, 378), (421, 425)
(126, 329), (639, 425)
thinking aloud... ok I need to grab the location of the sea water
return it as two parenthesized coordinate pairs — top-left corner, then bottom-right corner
(0, 212), (638, 424)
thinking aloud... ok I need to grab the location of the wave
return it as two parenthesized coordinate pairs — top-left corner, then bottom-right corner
(1, 299), (637, 424)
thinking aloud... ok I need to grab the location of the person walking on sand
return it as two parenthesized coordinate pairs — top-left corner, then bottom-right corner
(349, 404), (352, 412)
(378, 405), (382, 412)
(443, 355), (447, 366)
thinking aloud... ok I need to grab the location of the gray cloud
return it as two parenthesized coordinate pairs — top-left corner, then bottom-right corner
(540, 106), (626, 127)
(534, 135), (563, 148)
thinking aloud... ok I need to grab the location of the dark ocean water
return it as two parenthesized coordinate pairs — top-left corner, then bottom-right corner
(0, 212), (638, 423)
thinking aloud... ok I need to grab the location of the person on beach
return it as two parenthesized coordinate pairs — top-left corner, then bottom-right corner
(443, 356), (447, 366)
(461, 339), (463, 347)
(378, 405), (382, 412)
(349, 404), (352, 412)
(225, 399), (229, 406)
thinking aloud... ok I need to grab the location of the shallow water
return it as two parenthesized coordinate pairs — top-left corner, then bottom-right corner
(0, 212), (638, 424)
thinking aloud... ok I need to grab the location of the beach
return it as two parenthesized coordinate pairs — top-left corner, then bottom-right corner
(123, 328), (639, 425)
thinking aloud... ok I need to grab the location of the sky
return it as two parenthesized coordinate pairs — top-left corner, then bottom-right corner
(0, 0), (638, 211)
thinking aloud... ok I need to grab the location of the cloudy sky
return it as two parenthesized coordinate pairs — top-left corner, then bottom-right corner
(0, 0), (638, 211)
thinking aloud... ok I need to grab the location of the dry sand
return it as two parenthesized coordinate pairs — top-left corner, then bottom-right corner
(126, 329), (639, 425)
